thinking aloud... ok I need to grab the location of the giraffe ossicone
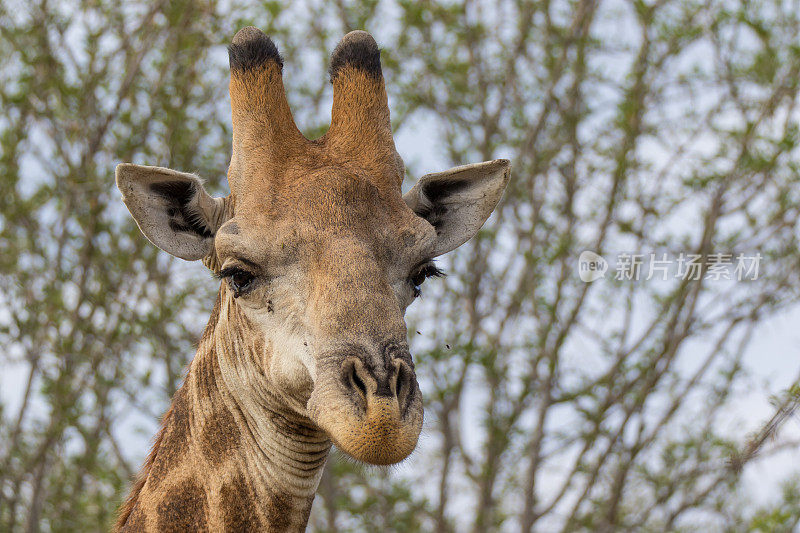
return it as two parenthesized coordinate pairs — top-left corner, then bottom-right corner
(115, 26), (510, 531)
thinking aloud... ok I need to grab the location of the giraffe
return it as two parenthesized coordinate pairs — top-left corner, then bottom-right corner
(114, 27), (510, 531)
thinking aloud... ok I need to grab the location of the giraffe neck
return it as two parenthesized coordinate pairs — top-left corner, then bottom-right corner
(117, 295), (331, 532)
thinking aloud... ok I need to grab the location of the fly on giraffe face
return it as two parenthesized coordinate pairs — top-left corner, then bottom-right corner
(115, 27), (510, 532)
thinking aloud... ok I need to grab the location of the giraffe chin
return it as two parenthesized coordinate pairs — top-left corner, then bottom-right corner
(309, 394), (423, 465)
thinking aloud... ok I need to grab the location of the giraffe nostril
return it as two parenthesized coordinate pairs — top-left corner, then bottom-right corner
(395, 362), (414, 414)
(344, 359), (368, 402)
(351, 365), (367, 397)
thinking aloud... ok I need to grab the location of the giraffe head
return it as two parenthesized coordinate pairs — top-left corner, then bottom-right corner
(116, 28), (509, 465)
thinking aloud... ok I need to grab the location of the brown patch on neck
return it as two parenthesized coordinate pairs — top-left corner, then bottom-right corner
(200, 405), (241, 466)
(262, 489), (296, 532)
(220, 473), (264, 531)
(156, 478), (208, 532)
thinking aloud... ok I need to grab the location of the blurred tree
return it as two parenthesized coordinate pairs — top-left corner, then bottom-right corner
(384, 0), (800, 531)
(0, 0), (235, 530)
(1, 0), (800, 532)
(378, 0), (800, 531)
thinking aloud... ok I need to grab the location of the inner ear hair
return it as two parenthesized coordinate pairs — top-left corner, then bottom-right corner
(421, 178), (471, 203)
(150, 181), (214, 238)
(415, 178), (472, 230)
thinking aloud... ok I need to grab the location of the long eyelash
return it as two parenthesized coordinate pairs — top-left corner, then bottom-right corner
(412, 262), (446, 299)
(424, 264), (446, 278)
(216, 266), (248, 279)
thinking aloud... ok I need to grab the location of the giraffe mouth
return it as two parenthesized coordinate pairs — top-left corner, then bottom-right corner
(310, 399), (423, 465)
(306, 364), (424, 465)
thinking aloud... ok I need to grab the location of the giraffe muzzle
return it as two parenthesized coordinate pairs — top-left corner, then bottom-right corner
(307, 349), (423, 465)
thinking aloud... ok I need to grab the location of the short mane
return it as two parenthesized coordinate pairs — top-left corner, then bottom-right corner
(115, 294), (221, 530)
(114, 402), (176, 530)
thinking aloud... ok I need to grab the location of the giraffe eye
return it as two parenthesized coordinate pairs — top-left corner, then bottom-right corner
(219, 267), (255, 297)
(409, 262), (445, 298)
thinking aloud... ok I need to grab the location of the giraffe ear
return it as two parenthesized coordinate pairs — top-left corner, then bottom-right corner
(404, 159), (511, 257)
(115, 164), (229, 261)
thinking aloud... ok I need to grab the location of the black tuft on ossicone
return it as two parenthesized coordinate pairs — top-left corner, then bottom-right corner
(329, 31), (382, 81)
(228, 26), (283, 72)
